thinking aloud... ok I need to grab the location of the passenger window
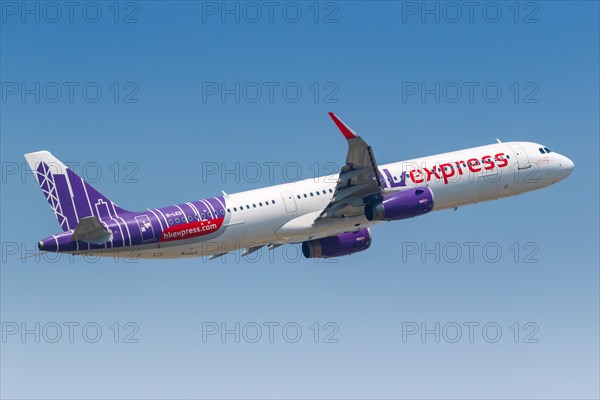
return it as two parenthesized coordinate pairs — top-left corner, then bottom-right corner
(175, 218), (180, 223)
(304, 194), (307, 198)
(169, 219), (173, 225)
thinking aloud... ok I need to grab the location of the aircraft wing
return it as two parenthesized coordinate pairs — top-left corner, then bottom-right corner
(317, 113), (384, 220)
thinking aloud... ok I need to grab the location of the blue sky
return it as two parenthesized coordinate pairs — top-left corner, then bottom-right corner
(1, 1), (598, 399)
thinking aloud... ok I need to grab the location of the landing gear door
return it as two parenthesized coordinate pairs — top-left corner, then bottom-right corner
(509, 144), (532, 170)
(280, 191), (297, 213)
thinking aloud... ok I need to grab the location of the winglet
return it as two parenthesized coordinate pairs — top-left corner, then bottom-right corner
(329, 112), (359, 139)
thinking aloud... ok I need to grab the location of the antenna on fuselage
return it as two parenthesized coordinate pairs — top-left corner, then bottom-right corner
(496, 138), (502, 143)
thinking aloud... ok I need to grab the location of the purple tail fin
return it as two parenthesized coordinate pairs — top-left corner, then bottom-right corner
(25, 151), (131, 232)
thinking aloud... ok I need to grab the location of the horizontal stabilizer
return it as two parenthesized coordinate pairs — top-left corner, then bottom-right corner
(71, 216), (112, 245)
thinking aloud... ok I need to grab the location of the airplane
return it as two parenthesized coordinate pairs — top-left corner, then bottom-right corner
(25, 113), (574, 260)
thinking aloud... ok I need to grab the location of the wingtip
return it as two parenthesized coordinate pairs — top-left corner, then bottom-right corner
(328, 112), (358, 140)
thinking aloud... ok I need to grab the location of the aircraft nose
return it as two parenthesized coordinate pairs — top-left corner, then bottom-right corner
(558, 155), (575, 177)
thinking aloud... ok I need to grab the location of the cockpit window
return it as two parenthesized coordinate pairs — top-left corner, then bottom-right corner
(539, 147), (546, 154)
(544, 147), (552, 153)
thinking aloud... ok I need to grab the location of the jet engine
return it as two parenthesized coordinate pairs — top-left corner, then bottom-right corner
(365, 188), (434, 221)
(302, 228), (372, 258)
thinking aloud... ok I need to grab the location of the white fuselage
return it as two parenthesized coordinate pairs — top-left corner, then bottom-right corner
(83, 141), (574, 259)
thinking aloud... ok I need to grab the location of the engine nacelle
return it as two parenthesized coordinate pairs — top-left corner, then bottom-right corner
(365, 188), (434, 221)
(302, 228), (372, 258)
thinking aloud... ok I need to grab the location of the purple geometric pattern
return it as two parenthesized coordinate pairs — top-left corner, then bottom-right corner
(36, 162), (69, 231)
(35, 161), (129, 232)
(38, 195), (229, 252)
